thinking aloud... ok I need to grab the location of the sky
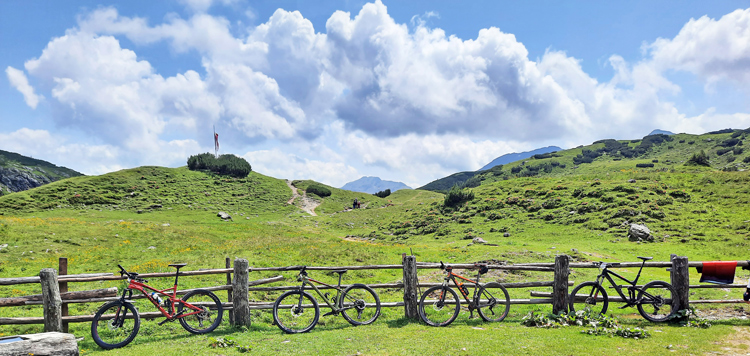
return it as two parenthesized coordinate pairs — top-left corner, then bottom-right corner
(2, 1), (750, 189)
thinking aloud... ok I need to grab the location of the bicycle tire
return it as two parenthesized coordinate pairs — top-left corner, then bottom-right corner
(419, 286), (460, 327)
(340, 284), (381, 326)
(91, 300), (140, 350)
(178, 289), (224, 334)
(568, 281), (608, 316)
(476, 282), (510, 322)
(273, 290), (319, 333)
(637, 280), (677, 322)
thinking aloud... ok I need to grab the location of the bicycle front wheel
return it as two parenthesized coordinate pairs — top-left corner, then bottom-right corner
(340, 284), (381, 326)
(91, 300), (140, 350)
(569, 281), (608, 316)
(476, 282), (510, 322)
(178, 289), (224, 334)
(273, 290), (319, 333)
(637, 281), (677, 322)
(419, 286), (460, 327)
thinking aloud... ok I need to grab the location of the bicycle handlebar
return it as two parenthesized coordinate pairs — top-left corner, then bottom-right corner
(118, 264), (147, 283)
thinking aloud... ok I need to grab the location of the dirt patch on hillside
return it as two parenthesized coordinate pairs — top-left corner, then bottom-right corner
(286, 180), (320, 216)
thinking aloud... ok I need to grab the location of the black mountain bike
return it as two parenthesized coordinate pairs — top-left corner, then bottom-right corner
(418, 262), (510, 326)
(272, 266), (381, 333)
(569, 256), (677, 322)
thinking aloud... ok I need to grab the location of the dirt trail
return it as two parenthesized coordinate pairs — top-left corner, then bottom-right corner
(286, 180), (320, 216)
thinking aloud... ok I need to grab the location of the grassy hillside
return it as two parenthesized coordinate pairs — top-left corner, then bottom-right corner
(0, 149), (83, 194)
(2, 139), (750, 354)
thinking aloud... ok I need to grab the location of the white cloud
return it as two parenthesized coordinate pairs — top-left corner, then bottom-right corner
(11, 2), (750, 187)
(5, 67), (41, 109)
(243, 148), (359, 187)
(646, 8), (750, 85)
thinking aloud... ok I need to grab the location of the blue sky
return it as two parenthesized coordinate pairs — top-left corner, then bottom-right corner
(2, 0), (750, 188)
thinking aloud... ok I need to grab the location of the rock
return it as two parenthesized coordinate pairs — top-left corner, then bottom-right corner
(489, 228), (497, 233)
(503, 232), (510, 237)
(217, 211), (232, 220)
(161, 223), (170, 227)
(147, 246), (156, 249)
(0, 244), (7, 250)
(149, 204), (162, 209)
(627, 179), (636, 183)
(628, 224), (653, 242)
(571, 248), (578, 253)
(472, 237), (487, 244)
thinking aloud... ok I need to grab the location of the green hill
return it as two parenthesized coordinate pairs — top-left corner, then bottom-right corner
(0, 149), (83, 194)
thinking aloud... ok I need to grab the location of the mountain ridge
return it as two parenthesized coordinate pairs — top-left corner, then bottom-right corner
(0, 149), (83, 195)
(341, 176), (412, 194)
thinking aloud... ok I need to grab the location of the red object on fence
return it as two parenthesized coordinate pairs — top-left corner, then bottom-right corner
(697, 261), (737, 284)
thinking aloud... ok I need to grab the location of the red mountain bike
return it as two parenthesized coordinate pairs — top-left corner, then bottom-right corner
(91, 264), (223, 349)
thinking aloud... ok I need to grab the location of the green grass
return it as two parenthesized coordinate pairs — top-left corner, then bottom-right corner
(2, 145), (750, 354)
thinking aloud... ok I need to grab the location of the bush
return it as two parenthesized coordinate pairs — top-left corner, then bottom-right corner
(306, 184), (332, 197)
(686, 150), (710, 166)
(187, 153), (252, 178)
(744, 156), (750, 163)
(444, 185), (475, 207)
(716, 148), (732, 156)
(373, 189), (391, 198)
(636, 163), (654, 168)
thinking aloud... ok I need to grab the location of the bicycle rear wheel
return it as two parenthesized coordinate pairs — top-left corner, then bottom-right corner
(637, 281), (677, 322)
(178, 289), (224, 334)
(91, 300), (140, 350)
(340, 284), (381, 326)
(273, 290), (319, 333)
(476, 282), (510, 322)
(419, 286), (460, 327)
(568, 281), (609, 315)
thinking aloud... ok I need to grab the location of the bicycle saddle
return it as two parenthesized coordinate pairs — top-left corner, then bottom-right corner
(637, 256), (653, 261)
(331, 269), (348, 275)
(169, 263), (187, 268)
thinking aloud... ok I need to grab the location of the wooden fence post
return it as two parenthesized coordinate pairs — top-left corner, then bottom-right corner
(40, 268), (62, 332)
(232, 258), (251, 327)
(670, 255), (689, 319)
(552, 255), (570, 314)
(58, 257), (69, 333)
(226, 257), (234, 324)
(402, 253), (419, 320)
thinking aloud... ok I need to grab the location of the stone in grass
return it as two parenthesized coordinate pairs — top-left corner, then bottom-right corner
(628, 223), (653, 242)
(503, 232), (510, 237)
(217, 211), (232, 220)
(472, 237), (487, 244)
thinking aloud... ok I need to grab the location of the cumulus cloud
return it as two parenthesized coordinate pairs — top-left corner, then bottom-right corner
(243, 148), (360, 187)
(9, 1), (750, 186)
(645, 8), (750, 85)
(5, 67), (41, 109)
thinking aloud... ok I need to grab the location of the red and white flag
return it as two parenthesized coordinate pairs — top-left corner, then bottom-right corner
(214, 133), (219, 150)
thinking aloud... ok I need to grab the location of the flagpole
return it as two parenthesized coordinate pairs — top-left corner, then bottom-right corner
(213, 125), (217, 158)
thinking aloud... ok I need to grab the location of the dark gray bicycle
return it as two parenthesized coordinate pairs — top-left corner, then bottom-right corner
(272, 266), (381, 333)
(569, 256), (677, 322)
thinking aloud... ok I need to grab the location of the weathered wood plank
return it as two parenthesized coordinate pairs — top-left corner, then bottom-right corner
(0, 332), (78, 356)
(40, 269), (62, 332)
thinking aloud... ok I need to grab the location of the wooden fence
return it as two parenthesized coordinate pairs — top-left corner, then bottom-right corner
(1, 254), (748, 334)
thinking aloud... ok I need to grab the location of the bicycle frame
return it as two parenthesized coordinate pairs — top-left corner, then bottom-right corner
(297, 273), (346, 312)
(596, 262), (646, 303)
(122, 277), (203, 320)
(443, 270), (481, 304)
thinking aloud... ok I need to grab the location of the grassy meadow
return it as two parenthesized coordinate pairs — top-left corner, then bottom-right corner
(2, 131), (750, 355)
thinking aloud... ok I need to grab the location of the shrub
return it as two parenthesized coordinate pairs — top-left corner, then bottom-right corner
(373, 189), (391, 198)
(187, 153), (252, 178)
(444, 185), (475, 207)
(744, 156), (750, 163)
(686, 150), (710, 166)
(719, 138), (740, 147)
(733, 147), (744, 155)
(636, 163), (654, 168)
(306, 184), (332, 197)
(716, 148), (732, 156)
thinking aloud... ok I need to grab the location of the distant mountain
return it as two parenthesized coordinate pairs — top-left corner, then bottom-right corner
(479, 146), (563, 171)
(0, 150), (83, 194)
(647, 129), (674, 136)
(341, 176), (412, 194)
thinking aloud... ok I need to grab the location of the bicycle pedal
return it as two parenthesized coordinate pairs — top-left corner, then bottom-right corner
(322, 311), (337, 317)
(618, 303), (634, 309)
(158, 318), (174, 326)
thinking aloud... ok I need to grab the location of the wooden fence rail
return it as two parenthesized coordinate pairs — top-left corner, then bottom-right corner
(2, 254), (748, 332)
